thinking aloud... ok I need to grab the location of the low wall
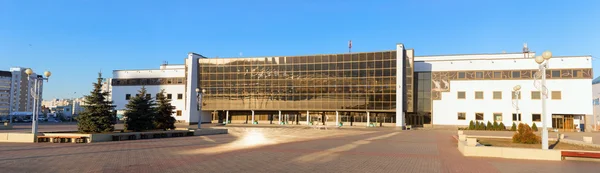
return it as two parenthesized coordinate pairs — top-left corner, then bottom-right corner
(0, 133), (34, 143)
(457, 137), (562, 161)
(194, 128), (228, 136)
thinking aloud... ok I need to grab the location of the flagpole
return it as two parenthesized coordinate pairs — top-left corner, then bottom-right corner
(348, 40), (352, 53)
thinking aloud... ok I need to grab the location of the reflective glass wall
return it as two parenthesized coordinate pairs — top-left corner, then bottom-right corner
(198, 51), (397, 111)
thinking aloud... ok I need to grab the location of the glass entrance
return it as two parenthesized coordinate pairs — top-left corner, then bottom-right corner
(552, 114), (575, 132)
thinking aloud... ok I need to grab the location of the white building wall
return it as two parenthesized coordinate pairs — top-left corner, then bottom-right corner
(112, 85), (188, 122)
(416, 56), (592, 127)
(593, 83), (600, 130)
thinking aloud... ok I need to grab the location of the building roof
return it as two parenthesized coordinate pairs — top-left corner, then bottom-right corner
(593, 76), (600, 85)
(0, 70), (11, 77)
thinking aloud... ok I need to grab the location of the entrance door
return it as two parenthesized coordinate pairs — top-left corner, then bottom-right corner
(564, 115), (574, 131)
(552, 115), (564, 130)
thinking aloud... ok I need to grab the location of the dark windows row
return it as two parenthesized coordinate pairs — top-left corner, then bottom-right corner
(457, 112), (541, 122)
(113, 78), (185, 86)
(199, 62), (397, 72)
(198, 51), (397, 66)
(452, 68), (591, 80)
(125, 93), (182, 100)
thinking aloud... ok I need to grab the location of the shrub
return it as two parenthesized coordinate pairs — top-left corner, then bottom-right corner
(499, 122), (506, 131)
(510, 122), (517, 131)
(512, 123), (540, 144)
(487, 121), (493, 131)
(469, 120), (475, 130)
(492, 121), (499, 131)
(531, 123), (538, 132)
(481, 122), (487, 130)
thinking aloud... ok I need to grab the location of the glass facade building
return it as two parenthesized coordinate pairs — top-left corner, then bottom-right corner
(198, 51), (398, 112)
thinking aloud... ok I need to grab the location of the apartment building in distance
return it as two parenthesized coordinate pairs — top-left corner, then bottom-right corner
(0, 67), (44, 118)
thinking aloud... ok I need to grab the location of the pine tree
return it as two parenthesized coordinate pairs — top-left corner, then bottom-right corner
(77, 73), (116, 133)
(493, 121), (499, 131)
(154, 89), (176, 130)
(499, 122), (506, 131)
(124, 87), (157, 132)
(510, 122), (517, 131)
(468, 120), (475, 130)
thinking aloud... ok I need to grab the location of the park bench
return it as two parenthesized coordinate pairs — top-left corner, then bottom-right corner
(562, 151), (600, 160)
(112, 134), (136, 141)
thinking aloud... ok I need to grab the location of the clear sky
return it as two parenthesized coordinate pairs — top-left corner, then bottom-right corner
(1, 0), (599, 99)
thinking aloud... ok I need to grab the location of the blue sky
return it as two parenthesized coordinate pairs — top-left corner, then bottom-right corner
(1, 0), (599, 99)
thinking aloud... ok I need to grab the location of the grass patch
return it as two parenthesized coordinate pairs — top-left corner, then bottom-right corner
(477, 138), (600, 151)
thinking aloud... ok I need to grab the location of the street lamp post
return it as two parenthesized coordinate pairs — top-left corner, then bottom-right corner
(534, 51), (552, 150)
(513, 85), (521, 126)
(25, 69), (51, 143)
(195, 88), (206, 129)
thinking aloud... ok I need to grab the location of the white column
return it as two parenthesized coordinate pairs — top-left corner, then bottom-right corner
(541, 64), (548, 150)
(251, 110), (255, 124)
(306, 111), (310, 125)
(32, 79), (38, 142)
(278, 110), (282, 124)
(225, 110), (229, 124)
(184, 53), (200, 127)
(367, 111), (370, 127)
(396, 44), (405, 128)
(335, 111), (339, 126)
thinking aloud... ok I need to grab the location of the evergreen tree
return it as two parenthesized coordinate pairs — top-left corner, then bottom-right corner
(510, 122), (517, 131)
(492, 121), (499, 131)
(124, 87), (157, 132)
(468, 120), (475, 130)
(154, 89), (176, 130)
(487, 121), (493, 131)
(77, 73), (116, 133)
(531, 123), (538, 132)
(499, 122), (506, 131)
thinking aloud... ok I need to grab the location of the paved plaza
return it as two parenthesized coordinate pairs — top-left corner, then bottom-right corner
(1, 125), (600, 173)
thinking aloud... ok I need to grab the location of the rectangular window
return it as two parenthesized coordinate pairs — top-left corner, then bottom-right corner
(494, 113), (502, 122)
(512, 91), (521, 99)
(551, 91), (561, 100)
(493, 91), (502, 99)
(457, 112), (466, 120)
(457, 91), (466, 99)
(126, 94), (131, 100)
(551, 70), (560, 78)
(167, 94), (172, 100)
(512, 113), (521, 121)
(573, 70), (582, 78)
(512, 71), (521, 78)
(475, 91), (483, 99)
(458, 72), (466, 79)
(531, 91), (541, 100)
(475, 72), (483, 79)
(475, 113), (484, 121)
(176, 110), (182, 116)
(493, 71), (502, 79)
(532, 114), (541, 122)
(177, 94), (183, 100)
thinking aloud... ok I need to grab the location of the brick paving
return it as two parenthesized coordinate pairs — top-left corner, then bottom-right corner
(1, 126), (600, 173)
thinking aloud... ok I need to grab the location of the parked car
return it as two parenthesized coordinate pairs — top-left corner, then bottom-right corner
(38, 117), (47, 122)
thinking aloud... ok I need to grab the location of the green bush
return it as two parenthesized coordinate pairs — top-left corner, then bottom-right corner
(492, 121), (499, 131)
(512, 123), (540, 144)
(510, 122), (517, 131)
(486, 121), (493, 131)
(531, 123), (538, 132)
(499, 122), (506, 131)
(469, 120), (475, 130)
(480, 122), (487, 130)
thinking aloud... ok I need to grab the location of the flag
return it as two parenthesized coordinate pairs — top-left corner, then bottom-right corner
(348, 40), (352, 49)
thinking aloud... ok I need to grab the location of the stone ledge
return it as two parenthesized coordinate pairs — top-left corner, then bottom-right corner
(457, 136), (562, 161)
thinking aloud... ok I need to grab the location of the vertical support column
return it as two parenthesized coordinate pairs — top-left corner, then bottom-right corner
(306, 111), (310, 125)
(185, 53), (200, 127)
(225, 110), (229, 124)
(541, 64), (548, 150)
(367, 111), (370, 127)
(396, 44), (406, 128)
(335, 111), (339, 126)
(278, 110), (282, 125)
(251, 110), (255, 124)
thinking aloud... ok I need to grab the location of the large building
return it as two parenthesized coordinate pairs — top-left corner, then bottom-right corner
(0, 67), (44, 118)
(111, 43), (593, 131)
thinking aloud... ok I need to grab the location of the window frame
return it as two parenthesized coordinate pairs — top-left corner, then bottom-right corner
(177, 94), (183, 100)
(475, 112), (484, 121)
(176, 110), (182, 116)
(125, 94), (131, 100)
(532, 113), (541, 122)
(493, 91), (502, 100)
(475, 91), (484, 100)
(512, 113), (521, 121)
(457, 91), (466, 99)
(493, 113), (502, 122)
(551, 91), (561, 100)
(511, 91), (521, 99)
(531, 91), (541, 100)
(457, 112), (466, 120)
(167, 94), (172, 100)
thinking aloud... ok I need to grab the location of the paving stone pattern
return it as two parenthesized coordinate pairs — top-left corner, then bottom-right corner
(1, 126), (599, 173)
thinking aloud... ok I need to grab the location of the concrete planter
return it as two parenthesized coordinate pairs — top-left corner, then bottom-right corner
(457, 136), (562, 161)
(0, 133), (34, 143)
